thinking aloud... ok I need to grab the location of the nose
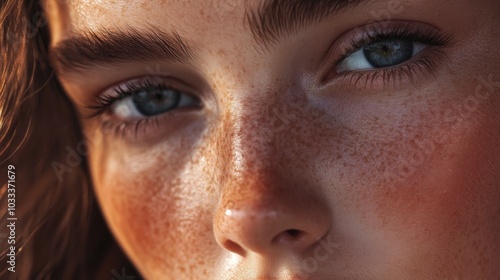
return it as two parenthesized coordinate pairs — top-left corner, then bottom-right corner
(212, 104), (331, 257)
(214, 179), (331, 257)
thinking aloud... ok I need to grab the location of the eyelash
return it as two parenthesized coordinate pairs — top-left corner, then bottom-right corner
(90, 80), (173, 115)
(87, 79), (196, 140)
(328, 23), (453, 87)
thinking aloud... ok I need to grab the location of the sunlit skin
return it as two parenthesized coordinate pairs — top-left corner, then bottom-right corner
(45, 0), (500, 279)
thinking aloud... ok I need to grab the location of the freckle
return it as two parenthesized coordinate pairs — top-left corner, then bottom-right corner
(362, 156), (369, 164)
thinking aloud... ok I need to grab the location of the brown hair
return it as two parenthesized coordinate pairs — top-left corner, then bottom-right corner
(0, 1), (136, 279)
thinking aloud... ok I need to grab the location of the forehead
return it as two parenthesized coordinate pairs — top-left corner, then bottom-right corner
(47, 0), (246, 39)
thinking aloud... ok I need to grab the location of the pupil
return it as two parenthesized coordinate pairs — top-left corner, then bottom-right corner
(132, 88), (180, 116)
(363, 39), (413, 68)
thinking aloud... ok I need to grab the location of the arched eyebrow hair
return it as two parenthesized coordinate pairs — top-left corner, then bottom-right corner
(49, 28), (196, 75)
(245, 0), (371, 50)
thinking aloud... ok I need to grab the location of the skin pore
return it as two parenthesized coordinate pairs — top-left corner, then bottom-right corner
(45, 0), (500, 279)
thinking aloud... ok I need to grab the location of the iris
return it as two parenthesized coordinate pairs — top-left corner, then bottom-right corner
(132, 88), (181, 116)
(363, 39), (414, 68)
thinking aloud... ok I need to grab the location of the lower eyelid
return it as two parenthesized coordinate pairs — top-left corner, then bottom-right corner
(91, 88), (203, 141)
(97, 106), (202, 142)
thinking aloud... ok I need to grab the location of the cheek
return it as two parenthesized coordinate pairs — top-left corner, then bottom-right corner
(313, 80), (500, 275)
(88, 129), (220, 278)
(364, 84), (500, 229)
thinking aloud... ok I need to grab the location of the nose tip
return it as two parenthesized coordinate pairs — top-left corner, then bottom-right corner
(214, 198), (330, 257)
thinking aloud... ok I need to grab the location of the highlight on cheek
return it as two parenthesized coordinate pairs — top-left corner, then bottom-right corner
(4, 0), (500, 279)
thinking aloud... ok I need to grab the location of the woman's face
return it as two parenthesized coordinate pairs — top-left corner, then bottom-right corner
(46, 0), (500, 279)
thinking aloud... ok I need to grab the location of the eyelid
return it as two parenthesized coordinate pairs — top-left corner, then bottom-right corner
(85, 76), (203, 141)
(101, 76), (198, 103)
(84, 75), (201, 118)
(99, 107), (200, 142)
(317, 20), (453, 87)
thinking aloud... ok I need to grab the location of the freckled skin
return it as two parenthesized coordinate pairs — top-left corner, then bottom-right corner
(47, 0), (500, 279)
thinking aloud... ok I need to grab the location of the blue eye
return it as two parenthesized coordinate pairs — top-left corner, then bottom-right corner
(101, 79), (199, 119)
(363, 39), (415, 68)
(131, 87), (181, 116)
(338, 38), (427, 72)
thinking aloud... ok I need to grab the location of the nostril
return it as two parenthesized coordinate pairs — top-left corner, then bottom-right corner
(272, 229), (304, 244)
(223, 239), (246, 256)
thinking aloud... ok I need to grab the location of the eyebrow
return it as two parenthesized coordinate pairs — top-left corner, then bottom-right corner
(50, 0), (370, 74)
(246, 0), (372, 49)
(50, 28), (195, 74)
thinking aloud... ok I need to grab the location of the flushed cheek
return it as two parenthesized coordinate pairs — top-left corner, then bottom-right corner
(309, 81), (500, 273)
(371, 107), (500, 277)
(98, 164), (219, 278)
(90, 135), (220, 278)
(365, 91), (500, 230)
